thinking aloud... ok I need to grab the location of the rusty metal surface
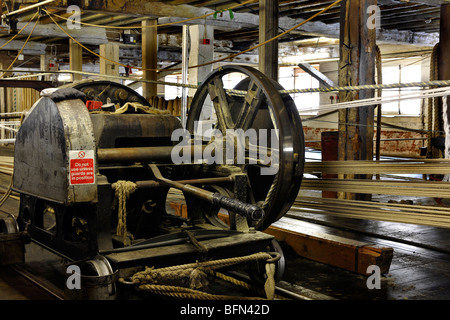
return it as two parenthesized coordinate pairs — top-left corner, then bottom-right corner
(13, 95), (97, 204)
(91, 113), (182, 149)
(105, 230), (274, 271)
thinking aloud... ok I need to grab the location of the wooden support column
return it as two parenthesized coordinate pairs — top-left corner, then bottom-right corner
(439, 5), (450, 82)
(142, 19), (157, 100)
(439, 5), (450, 162)
(69, 39), (82, 82)
(40, 54), (49, 81)
(0, 63), (4, 144)
(258, 0), (278, 80)
(100, 43), (120, 82)
(338, 0), (376, 200)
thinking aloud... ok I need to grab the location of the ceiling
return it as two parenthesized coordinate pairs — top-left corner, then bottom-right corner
(0, 0), (445, 70)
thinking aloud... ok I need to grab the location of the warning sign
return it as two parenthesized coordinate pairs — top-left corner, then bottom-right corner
(69, 150), (95, 185)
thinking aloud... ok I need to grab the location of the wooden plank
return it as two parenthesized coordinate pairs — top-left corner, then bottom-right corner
(214, 211), (393, 275)
(267, 217), (393, 275)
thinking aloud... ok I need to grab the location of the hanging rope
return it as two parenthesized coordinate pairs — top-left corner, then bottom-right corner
(443, 96), (450, 182)
(428, 43), (440, 159)
(111, 180), (137, 246)
(375, 45), (383, 179)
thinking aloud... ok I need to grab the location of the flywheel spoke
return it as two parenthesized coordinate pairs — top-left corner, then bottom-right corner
(234, 80), (264, 130)
(207, 76), (234, 131)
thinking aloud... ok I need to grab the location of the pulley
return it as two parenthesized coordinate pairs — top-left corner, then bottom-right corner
(186, 65), (305, 230)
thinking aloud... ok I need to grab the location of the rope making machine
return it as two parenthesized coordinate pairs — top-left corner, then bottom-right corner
(5, 65), (305, 298)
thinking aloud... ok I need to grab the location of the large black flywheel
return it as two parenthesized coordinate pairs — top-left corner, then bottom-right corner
(186, 65), (305, 231)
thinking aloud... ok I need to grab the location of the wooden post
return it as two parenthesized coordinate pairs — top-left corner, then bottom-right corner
(0, 63), (4, 145)
(100, 43), (120, 82)
(69, 39), (83, 82)
(439, 5), (450, 163)
(142, 19), (158, 100)
(338, 0), (376, 200)
(258, 0), (278, 80)
(439, 5), (450, 82)
(40, 54), (49, 81)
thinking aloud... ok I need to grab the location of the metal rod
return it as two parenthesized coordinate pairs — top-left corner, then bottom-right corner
(135, 176), (233, 189)
(148, 164), (264, 221)
(97, 145), (206, 163)
(181, 25), (189, 128)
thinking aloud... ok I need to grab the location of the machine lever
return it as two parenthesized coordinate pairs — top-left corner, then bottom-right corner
(147, 164), (264, 221)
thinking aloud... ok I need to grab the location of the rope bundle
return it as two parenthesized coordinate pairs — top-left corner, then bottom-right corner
(125, 252), (277, 300)
(112, 180), (137, 246)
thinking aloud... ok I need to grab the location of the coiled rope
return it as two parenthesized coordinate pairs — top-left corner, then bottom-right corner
(121, 252), (279, 300)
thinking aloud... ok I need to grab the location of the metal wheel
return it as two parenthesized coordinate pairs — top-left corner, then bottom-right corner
(0, 215), (19, 234)
(186, 65), (304, 230)
(82, 255), (116, 295)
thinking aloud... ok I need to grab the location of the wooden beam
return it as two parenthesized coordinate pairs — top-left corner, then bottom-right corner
(99, 43), (120, 81)
(16, 21), (108, 45)
(42, 1), (438, 47)
(69, 39), (82, 82)
(298, 62), (335, 87)
(0, 39), (46, 55)
(258, 0), (278, 80)
(266, 218), (393, 275)
(338, 0), (376, 200)
(142, 19), (158, 99)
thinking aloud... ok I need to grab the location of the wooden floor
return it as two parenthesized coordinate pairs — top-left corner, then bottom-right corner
(281, 213), (450, 300)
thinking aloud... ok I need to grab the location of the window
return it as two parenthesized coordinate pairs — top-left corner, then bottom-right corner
(278, 66), (320, 115)
(381, 64), (422, 115)
(164, 74), (183, 100)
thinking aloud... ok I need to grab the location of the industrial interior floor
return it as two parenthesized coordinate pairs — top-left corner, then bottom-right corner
(1, 145), (450, 301)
